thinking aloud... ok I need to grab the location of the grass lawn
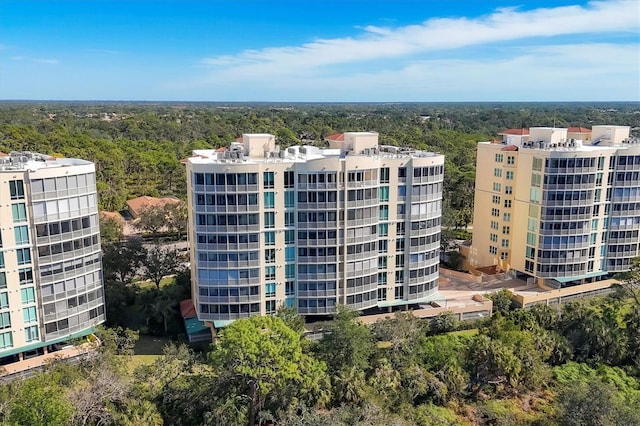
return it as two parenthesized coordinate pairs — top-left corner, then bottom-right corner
(135, 334), (173, 355)
(128, 354), (160, 369)
(123, 335), (174, 372)
(447, 329), (479, 337)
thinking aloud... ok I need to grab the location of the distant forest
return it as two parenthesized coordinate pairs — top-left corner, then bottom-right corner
(1, 102), (638, 227)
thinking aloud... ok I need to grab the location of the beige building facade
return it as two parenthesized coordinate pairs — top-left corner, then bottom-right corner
(186, 133), (444, 326)
(0, 152), (105, 360)
(468, 125), (640, 287)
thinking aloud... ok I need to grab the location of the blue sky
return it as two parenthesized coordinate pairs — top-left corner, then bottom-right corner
(1, 0), (639, 101)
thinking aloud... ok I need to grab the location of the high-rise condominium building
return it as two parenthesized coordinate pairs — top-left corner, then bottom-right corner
(0, 151), (105, 361)
(186, 132), (444, 326)
(468, 125), (640, 287)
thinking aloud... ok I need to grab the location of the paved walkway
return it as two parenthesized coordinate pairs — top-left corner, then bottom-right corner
(1, 343), (95, 378)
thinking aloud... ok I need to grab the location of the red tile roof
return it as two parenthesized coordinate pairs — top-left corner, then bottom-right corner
(325, 132), (345, 141)
(215, 147), (228, 152)
(499, 128), (529, 136)
(0, 152), (8, 157)
(567, 127), (591, 133)
(501, 145), (519, 151)
(99, 211), (125, 223)
(126, 195), (181, 217)
(180, 299), (197, 318)
(235, 136), (243, 142)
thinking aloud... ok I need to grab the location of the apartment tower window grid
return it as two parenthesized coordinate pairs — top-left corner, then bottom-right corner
(469, 125), (640, 287)
(0, 151), (105, 360)
(187, 132), (444, 325)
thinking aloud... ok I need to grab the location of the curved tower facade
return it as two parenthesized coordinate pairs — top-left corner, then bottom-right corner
(0, 151), (105, 360)
(187, 133), (444, 326)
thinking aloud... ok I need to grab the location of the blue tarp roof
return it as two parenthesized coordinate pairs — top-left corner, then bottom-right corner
(184, 317), (209, 335)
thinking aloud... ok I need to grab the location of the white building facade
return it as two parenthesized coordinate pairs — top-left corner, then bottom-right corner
(186, 133), (444, 326)
(0, 152), (105, 360)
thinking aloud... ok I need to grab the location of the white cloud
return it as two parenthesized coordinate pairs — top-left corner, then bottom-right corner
(190, 1), (640, 101)
(32, 58), (59, 64)
(187, 42), (639, 101)
(201, 0), (639, 74)
(10, 55), (59, 64)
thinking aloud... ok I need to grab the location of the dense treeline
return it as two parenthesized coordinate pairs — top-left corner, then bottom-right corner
(0, 294), (638, 425)
(1, 102), (638, 226)
(2, 265), (639, 426)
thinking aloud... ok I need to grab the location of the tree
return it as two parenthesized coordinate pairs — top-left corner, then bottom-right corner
(315, 306), (375, 375)
(96, 326), (139, 356)
(615, 256), (640, 308)
(429, 311), (458, 334)
(210, 316), (329, 426)
(486, 289), (514, 316)
(3, 375), (73, 426)
(372, 311), (427, 357)
(100, 216), (124, 243)
(134, 204), (168, 236)
(465, 334), (522, 396)
(276, 304), (306, 335)
(102, 237), (146, 284)
(557, 378), (640, 426)
(164, 201), (188, 239)
(142, 245), (183, 289)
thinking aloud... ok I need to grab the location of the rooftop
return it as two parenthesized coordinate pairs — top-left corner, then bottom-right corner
(0, 151), (92, 172)
(567, 127), (591, 133)
(499, 128), (529, 136)
(126, 195), (181, 216)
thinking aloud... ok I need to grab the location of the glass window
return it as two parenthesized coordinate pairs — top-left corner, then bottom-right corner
(18, 268), (33, 285)
(0, 292), (8, 309)
(285, 247), (295, 262)
(16, 248), (31, 265)
(21, 287), (36, 304)
(285, 264), (295, 279)
(0, 312), (11, 329)
(264, 212), (275, 229)
(263, 192), (275, 209)
(263, 172), (275, 189)
(23, 306), (38, 323)
(0, 272), (6, 289)
(284, 191), (295, 208)
(11, 203), (27, 223)
(284, 171), (295, 188)
(14, 226), (29, 245)
(0, 331), (12, 349)
(379, 205), (389, 220)
(284, 212), (294, 226)
(264, 283), (276, 298)
(380, 186), (389, 202)
(265, 266), (276, 280)
(284, 230), (295, 244)
(9, 180), (25, 200)
(0, 252), (4, 269)
(264, 231), (275, 246)
(380, 167), (390, 183)
(25, 325), (39, 342)
(265, 248), (276, 263)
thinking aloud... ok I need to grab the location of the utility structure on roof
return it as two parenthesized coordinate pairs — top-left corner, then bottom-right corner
(185, 132), (445, 327)
(0, 151), (105, 362)
(466, 125), (640, 288)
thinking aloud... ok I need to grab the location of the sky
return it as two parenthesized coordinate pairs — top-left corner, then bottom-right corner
(0, 0), (639, 102)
